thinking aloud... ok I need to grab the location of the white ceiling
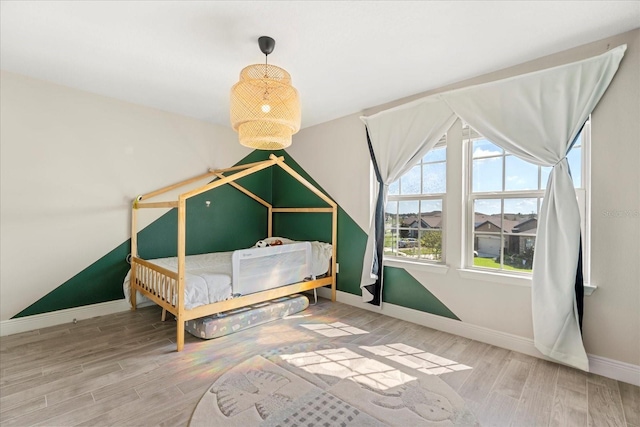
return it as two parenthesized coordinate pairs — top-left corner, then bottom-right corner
(1, 1), (638, 130)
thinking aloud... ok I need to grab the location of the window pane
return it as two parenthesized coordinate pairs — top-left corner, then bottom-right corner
(420, 200), (442, 231)
(567, 146), (582, 188)
(388, 179), (399, 196)
(398, 228), (419, 259)
(474, 215), (502, 234)
(419, 229), (443, 261)
(423, 146), (446, 163)
(385, 201), (399, 256)
(384, 228), (399, 256)
(398, 228), (418, 241)
(420, 199), (442, 217)
(473, 234), (501, 269)
(472, 157), (502, 192)
(472, 139), (503, 158)
(505, 155), (538, 191)
(473, 199), (502, 220)
(385, 201), (398, 228)
(503, 198), (538, 220)
(400, 165), (421, 195)
(423, 162), (446, 194)
(398, 201), (419, 241)
(398, 200), (419, 215)
(503, 236), (535, 272)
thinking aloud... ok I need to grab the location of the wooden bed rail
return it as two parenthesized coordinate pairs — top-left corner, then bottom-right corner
(138, 170), (217, 201)
(208, 159), (276, 175)
(130, 253), (334, 351)
(130, 257), (179, 315)
(183, 277), (333, 321)
(182, 157), (282, 200)
(272, 207), (334, 213)
(270, 154), (337, 209)
(136, 158), (283, 202)
(135, 201), (179, 209)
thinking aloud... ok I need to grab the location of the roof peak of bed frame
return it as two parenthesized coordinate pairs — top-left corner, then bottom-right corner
(135, 154), (336, 209)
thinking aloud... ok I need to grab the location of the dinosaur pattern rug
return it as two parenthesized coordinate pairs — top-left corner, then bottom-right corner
(189, 343), (479, 426)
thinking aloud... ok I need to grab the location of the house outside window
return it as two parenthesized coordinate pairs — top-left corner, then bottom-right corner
(384, 139), (446, 263)
(465, 122), (587, 274)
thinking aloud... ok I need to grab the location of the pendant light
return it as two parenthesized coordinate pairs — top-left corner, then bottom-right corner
(230, 36), (300, 150)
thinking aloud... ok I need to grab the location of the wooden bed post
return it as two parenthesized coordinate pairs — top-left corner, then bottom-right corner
(270, 155), (339, 302)
(130, 198), (139, 311)
(176, 196), (187, 351)
(331, 206), (337, 302)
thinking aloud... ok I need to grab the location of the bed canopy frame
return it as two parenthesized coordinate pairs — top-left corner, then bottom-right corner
(130, 154), (337, 351)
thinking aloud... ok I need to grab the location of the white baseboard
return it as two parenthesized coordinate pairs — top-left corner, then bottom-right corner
(316, 288), (640, 387)
(0, 299), (131, 337)
(588, 354), (640, 387)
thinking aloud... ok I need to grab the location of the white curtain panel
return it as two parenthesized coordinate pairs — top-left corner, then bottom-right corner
(441, 45), (626, 371)
(360, 45), (626, 370)
(360, 97), (457, 302)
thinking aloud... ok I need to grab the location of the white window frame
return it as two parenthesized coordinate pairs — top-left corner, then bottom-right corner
(464, 120), (590, 279)
(577, 119), (591, 287)
(384, 139), (447, 266)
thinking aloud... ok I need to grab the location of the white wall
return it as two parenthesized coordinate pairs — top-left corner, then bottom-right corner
(289, 30), (640, 367)
(0, 71), (250, 320)
(288, 113), (370, 231)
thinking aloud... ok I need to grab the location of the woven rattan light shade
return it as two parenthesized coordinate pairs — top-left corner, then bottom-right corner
(230, 63), (300, 150)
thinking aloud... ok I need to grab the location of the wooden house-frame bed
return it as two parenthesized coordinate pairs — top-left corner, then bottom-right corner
(130, 154), (337, 351)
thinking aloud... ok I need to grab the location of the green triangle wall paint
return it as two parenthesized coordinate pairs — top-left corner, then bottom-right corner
(13, 150), (458, 324)
(14, 151), (272, 318)
(383, 267), (460, 320)
(268, 151), (367, 297)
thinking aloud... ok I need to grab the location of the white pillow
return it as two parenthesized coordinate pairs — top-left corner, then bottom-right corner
(262, 236), (295, 245)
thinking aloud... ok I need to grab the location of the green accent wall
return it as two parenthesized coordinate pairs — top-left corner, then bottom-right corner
(13, 149), (459, 323)
(268, 151), (368, 296)
(334, 208), (367, 295)
(383, 267), (460, 320)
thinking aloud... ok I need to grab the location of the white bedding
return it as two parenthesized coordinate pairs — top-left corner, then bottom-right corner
(124, 239), (332, 310)
(308, 241), (333, 277)
(123, 252), (233, 310)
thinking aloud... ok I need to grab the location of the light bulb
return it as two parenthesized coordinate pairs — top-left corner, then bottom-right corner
(261, 104), (271, 113)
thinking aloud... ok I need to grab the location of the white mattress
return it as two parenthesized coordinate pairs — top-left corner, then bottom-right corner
(123, 252), (233, 310)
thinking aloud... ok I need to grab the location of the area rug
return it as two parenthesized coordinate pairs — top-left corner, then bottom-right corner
(189, 342), (479, 426)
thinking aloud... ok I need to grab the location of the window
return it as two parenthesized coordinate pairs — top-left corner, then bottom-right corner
(465, 121), (587, 274)
(384, 139), (446, 263)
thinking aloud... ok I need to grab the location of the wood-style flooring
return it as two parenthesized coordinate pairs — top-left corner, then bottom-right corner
(1, 298), (638, 426)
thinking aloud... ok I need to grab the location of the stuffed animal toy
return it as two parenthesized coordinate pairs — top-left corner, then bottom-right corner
(255, 239), (284, 248)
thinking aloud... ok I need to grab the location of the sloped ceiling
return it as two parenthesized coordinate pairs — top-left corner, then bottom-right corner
(1, 1), (638, 129)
